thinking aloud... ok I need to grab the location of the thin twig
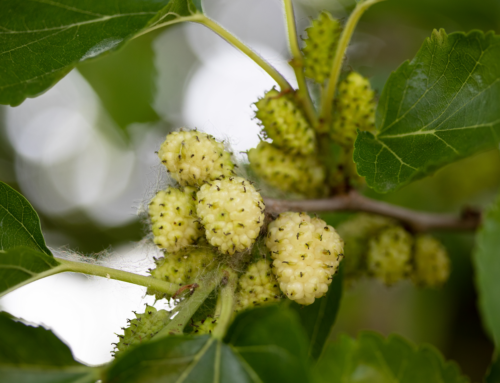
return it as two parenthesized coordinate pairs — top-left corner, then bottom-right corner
(264, 190), (481, 232)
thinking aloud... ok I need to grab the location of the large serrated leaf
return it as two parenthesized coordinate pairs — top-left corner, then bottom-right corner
(105, 336), (257, 383)
(0, 247), (64, 298)
(104, 305), (311, 382)
(0, 312), (98, 383)
(225, 305), (310, 383)
(0, 0), (201, 106)
(289, 264), (343, 360)
(474, 194), (500, 347)
(0, 181), (51, 255)
(354, 30), (500, 193)
(315, 331), (470, 383)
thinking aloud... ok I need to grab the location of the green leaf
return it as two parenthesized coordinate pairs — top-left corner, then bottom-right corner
(354, 30), (500, 193)
(474, 194), (500, 347)
(0, 312), (98, 383)
(486, 356), (500, 383)
(104, 305), (311, 382)
(289, 264), (343, 360)
(225, 305), (310, 383)
(0, 181), (51, 254)
(105, 336), (258, 383)
(78, 32), (160, 133)
(315, 331), (469, 383)
(0, 0), (202, 106)
(0, 247), (63, 298)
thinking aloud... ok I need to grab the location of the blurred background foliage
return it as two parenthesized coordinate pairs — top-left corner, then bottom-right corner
(0, 0), (499, 379)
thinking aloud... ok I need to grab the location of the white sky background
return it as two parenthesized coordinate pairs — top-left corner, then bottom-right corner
(0, 0), (338, 366)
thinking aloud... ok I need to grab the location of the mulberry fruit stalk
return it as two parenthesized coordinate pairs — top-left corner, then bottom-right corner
(266, 212), (344, 305)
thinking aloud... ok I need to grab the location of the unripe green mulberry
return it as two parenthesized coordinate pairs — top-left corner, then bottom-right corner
(158, 130), (235, 186)
(114, 305), (170, 357)
(331, 72), (376, 147)
(147, 243), (217, 299)
(248, 141), (326, 198)
(149, 187), (203, 252)
(367, 226), (413, 285)
(255, 89), (315, 155)
(337, 214), (396, 280)
(266, 212), (344, 305)
(191, 317), (218, 335)
(235, 258), (281, 312)
(197, 176), (265, 255)
(412, 235), (450, 288)
(303, 11), (342, 84)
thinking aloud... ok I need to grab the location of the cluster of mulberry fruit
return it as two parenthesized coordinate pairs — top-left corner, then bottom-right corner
(112, 4), (456, 364)
(249, 88), (326, 198)
(150, 130), (265, 257)
(337, 214), (451, 287)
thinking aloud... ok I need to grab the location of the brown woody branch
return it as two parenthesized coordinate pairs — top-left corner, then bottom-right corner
(264, 190), (481, 232)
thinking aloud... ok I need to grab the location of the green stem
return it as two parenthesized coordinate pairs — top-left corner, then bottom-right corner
(56, 258), (177, 296)
(319, 0), (384, 126)
(212, 270), (237, 340)
(156, 269), (226, 338)
(195, 15), (293, 92)
(135, 13), (292, 92)
(283, 0), (318, 126)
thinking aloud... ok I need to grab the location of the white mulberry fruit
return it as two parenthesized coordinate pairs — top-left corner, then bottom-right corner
(197, 176), (265, 255)
(248, 141), (326, 198)
(303, 11), (342, 84)
(147, 243), (217, 299)
(367, 226), (413, 285)
(149, 187), (203, 252)
(191, 317), (218, 335)
(255, 89), (316, 155)
(114, 305), (170, 357)
(158, 130), (235, 186)
(235, 258), (281, 312)
(266, 212), (344, 305)
(332, 72), (376, 147)
(336, 214), (396, 280)
(412, 235), (450, 288)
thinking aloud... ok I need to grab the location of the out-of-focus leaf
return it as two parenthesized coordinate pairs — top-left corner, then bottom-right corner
(78, 32), (160, 133)
(105, 305), (311, 382)
(0, 0), (202, 106)
(0, 181), (51, 254)
(0, 247), (63, 298)
(289, 264), (343, 360)
(315, 331), (469, 383)
(225, 305), (310, 383)
(354, 30), (500, 193)
(474, 194), (500, 347)
(486, 355), (500, 383)
(0, 312), (98, 383)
